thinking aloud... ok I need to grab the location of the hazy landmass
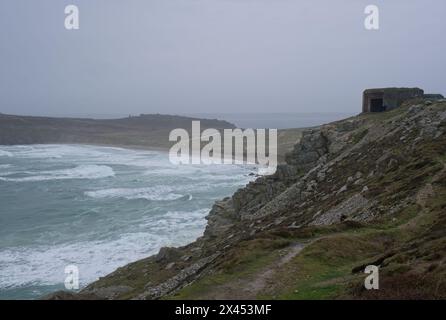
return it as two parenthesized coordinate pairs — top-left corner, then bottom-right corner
(0, 113), (303, 163)
(0, 113), (234, 149)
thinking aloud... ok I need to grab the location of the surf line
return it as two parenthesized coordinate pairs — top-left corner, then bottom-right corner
(169, 121), (277, 175)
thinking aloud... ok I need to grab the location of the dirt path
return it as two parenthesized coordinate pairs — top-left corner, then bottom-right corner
(206, 243), (307, 300)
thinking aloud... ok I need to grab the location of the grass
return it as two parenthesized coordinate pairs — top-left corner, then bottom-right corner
(352, 128), (369, 144)
(169, 238), (290, 299)
(257, 232), (389, 299)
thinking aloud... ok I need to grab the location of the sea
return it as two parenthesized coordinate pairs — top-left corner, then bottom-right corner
(0, 144), (255, 299)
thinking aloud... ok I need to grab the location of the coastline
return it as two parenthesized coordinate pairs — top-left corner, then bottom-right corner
(47, 101), (446, 300)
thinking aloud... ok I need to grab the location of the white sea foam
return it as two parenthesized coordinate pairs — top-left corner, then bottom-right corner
(0, 234), (166, 288)
(0, 209), (209, 289)
(5, 144), (160, 167)
(3, 145), (104, 159)
(0, 144), (255, 297)
(142, 209), (209, 232)
(0, 150), (13, 157)
(85, 186), (185, 201)
(0, 165), (115, 182)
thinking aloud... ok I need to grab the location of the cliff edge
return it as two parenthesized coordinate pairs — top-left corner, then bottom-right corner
(47, 98), (446, 299)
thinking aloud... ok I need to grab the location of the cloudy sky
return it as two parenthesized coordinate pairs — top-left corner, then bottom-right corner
(0, 0), (445, 117)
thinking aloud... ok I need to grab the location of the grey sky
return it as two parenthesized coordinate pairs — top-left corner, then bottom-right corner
(0, 0), (445, 116)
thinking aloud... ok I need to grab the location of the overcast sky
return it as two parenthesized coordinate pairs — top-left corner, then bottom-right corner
(0, 0), (445, 117)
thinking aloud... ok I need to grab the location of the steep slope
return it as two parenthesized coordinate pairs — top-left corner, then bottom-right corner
(49, 99), (446, 300)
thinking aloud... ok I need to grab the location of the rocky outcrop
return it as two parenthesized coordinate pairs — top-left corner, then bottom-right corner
(310, 193), (375, 225)
(285, 129), (329, 169)
(135, 253), (220, 300)
(204, 128), (333, 233)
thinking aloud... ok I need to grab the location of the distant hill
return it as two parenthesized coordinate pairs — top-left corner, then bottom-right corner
(0, 113), (303, 162)
(0, 113), (236, 149)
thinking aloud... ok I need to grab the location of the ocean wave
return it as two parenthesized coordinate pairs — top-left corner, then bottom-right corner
(0, 165), (115, 182)
(0, 234), (164, 289)
(2, 145), (162, 166)
(1, 145), (105, 159)
(85, 186), (187, 201)
(0, 144), (255, 296)
(0, 208), (208, 289)
(0, 150), (13, 157)
(138, 209), (209, 233)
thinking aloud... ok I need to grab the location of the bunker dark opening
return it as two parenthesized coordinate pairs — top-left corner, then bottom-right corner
(370, 98), (385, 112)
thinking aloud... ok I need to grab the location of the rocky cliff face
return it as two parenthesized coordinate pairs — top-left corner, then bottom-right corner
(50, 99), (446, 300)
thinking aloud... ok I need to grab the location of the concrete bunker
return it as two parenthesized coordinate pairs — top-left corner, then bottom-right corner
(362, 87), (425, 113)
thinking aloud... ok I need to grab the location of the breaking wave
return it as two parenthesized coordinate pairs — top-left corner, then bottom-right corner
(85, 186), (187, 201)
(0, 165), (115, 182)
(0, 144), (255, 298)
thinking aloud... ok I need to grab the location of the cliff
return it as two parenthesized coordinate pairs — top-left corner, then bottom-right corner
(48, 99), (446, 300)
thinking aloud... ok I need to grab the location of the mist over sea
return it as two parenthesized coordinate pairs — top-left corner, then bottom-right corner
(0, 144), (255, 299)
